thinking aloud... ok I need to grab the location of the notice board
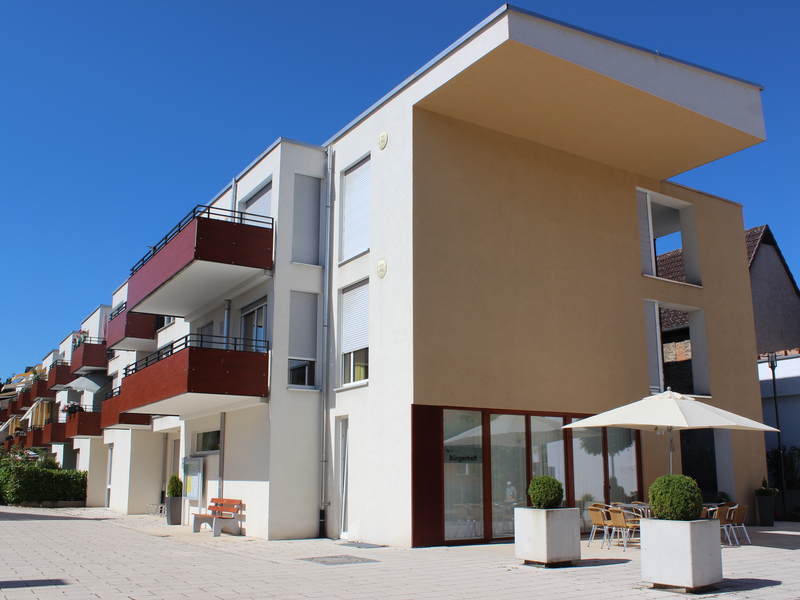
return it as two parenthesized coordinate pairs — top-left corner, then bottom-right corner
(183, 456), (204, 501)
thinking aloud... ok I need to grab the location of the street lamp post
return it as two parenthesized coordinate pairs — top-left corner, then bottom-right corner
(768, 353), (787, 519)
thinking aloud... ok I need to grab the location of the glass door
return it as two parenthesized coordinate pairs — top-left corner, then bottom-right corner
(489, 414), (526, 538)
(443, 410), (484, 540)
(241, 305), (267, 352)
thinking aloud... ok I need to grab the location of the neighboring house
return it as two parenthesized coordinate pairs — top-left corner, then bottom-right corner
(4, 6), (772, 542)
(654, 226), (800, 496)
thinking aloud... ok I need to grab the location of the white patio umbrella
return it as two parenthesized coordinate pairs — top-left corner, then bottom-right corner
(563, 388), (778, 473)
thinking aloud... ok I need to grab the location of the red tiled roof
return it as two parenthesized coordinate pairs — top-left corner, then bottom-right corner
(655, 225), (772, 331)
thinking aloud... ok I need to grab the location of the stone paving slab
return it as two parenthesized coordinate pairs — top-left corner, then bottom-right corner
(0, 506), (798, 599)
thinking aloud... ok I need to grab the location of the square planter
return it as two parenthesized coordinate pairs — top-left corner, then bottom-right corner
(641, 518), (722, 592)
(166, 497), (182, 525)
(514, 507), (580, 567)
(756, 495), (775, 526)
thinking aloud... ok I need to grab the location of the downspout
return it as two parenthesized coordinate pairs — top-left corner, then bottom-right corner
(161, 433), (167, 504)
(319, 149), (334, 537)
(223, 300), (231, 349)
(219, 412), (226, 498)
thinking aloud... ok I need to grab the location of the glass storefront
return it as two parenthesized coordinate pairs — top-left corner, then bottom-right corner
(440, 409), (640, 542)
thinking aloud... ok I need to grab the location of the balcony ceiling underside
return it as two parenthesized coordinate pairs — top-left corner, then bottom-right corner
(104, 422), (151, 431)
(131, 261), (269, 318)
(415, 40), (764, 181)
(109, 337), (157, 352)
(125, 392), (263, 418)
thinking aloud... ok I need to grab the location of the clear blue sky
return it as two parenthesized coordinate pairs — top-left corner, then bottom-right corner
(1, 1), (798, 377)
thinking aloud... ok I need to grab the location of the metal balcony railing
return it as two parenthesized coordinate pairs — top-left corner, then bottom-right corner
(109, 302), (127, 322)
(130, 205), (274, 276)
(104, 387), (121, 401)
(48, 359), (70, 372)
(45, 414), (67, 425)
(73, 336), (106, 350)
(123, 333), (269, 378)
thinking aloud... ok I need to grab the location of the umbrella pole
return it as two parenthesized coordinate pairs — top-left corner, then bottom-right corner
(668, 429), (673, 474)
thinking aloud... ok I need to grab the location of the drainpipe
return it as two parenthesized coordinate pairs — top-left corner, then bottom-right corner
(223, 300), (231, 349)
(161, 434), (167, 504)
(230, 177), (238, 215)
(319, 149), (334, 537)
(219, 412), (226, 498)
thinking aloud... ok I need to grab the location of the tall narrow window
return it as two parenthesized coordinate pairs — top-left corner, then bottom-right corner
(241, 303), (267, 352)
(341, 157), (370, 261)
(289, 291), (318, 386)
(293, 175), (322, 265)
(644, 300), (663, 394)
(341, 281), (369, 385)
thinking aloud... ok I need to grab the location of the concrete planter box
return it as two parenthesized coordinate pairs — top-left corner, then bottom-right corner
(514, 507), (580, 567)
(641, 518), (722, 593)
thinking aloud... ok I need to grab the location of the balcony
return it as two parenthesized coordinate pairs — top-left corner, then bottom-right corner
(116, 333), (270, 417)
(43, 416), (67, 444)
(107, 302), (158, 352)
(64, 407), (102, 438)
(3, 439), (12, 451)
(13, 431), (26, 448)
(30, 378), (56, 400)
(26, 428), (44, 447)
(47, 361), (75, 391)
(101, 389), (151, 430)
(70, 338), (108, 375)
(11, 390), (33, 414)
(127, 206), (274, 317)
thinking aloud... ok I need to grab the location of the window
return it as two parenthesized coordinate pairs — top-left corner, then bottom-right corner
(289, 291), (318, 386)
(637, 189), (701, 285)
(293, 174), (322, 265)
(241, 301), (267, 352)
(155, 316), (175, 330)
(196, 430), (220, 452)
(341, 157), (370, 261)
(244, 181), (272, 217)
(341, 281), (369, 385)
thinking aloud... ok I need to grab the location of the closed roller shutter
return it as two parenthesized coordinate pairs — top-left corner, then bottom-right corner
(644, 300), (662, 394)
(289, 291), (318, 360)
(342, 158), (370, 261)
(341, 282), (369, 354)
(293, 174), (322, 265)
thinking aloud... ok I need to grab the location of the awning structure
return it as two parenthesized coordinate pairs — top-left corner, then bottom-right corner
(20, 399), (51, 429)
(0, 416), (20, 435)
(65, 374), (109, 394)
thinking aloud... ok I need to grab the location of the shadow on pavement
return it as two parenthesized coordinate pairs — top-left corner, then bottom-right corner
(715, 578), (782, 592)
(0, 511), (102, 522)
(0, 579), (70, 589)
(573, 558), (631, 567)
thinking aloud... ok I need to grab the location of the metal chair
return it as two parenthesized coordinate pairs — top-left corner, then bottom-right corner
(729, 505), (751, 545)
(587, 507), (611, 548)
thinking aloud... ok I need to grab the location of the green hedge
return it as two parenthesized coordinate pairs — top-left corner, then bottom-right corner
(0, 463), (87, 504)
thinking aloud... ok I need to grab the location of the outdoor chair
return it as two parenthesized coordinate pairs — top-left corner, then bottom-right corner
(713, 504), (738, 546)
(700, 507), (708, 519)
(608, 508), (639, 551)
(729, 505), (751, 545)
(587, 506), (611, 548)
(454, 504), (476, 538)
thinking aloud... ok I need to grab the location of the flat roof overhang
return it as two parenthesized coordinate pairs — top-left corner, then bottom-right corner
(413, 12), (765, 181)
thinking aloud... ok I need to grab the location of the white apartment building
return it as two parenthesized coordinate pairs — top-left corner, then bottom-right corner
(3, 6), (771, 547)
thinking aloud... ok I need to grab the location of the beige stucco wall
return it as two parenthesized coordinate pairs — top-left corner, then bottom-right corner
(411, 108), (765, 507)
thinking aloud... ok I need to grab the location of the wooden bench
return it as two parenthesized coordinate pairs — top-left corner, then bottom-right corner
(192, 498), (243, 537)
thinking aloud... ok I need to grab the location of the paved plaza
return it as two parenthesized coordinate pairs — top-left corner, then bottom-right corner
(0, 506), (799, 600)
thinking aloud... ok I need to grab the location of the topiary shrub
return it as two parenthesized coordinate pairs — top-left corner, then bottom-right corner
(167, 474), (182, 498)
(649, 474), (702, 520)
(528, 475), (563, 509)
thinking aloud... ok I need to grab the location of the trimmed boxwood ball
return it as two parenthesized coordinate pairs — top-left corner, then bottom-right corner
(528, 475), (563, 509)
(649, 474), (702, 520)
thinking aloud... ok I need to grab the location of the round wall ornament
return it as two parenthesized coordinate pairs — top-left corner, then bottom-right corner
(377, 259), (387, 279)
